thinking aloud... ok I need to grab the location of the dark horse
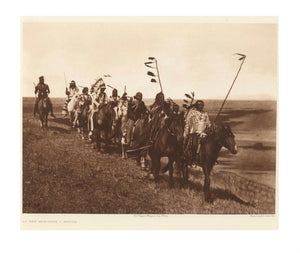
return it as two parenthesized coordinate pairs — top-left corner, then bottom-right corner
(124, 116), (152, 167)
(149, 113), (185, 187)
(93, 102), (116, 152)
(75, 99), (90, 139)
(184, 124), (238, 202)
(37, 97), (50, 130)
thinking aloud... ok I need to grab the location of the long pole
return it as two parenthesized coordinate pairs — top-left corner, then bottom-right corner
(155, 59), (163, 94)
(64, 72), (67, 88)
(214, 54), (246, 123)
(33, 82), (37, 97)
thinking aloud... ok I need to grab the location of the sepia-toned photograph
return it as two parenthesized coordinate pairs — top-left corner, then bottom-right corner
(21, 17), (278, 229)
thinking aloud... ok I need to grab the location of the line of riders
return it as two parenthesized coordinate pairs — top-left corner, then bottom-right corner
(33, 75), (239, 202)
(34, 75), (211, 161)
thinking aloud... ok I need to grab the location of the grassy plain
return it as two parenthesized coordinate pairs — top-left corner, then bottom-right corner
(22, 97), (276, 214)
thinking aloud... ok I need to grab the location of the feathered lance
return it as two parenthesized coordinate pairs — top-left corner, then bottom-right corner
(183, 92), (195, 120)
(154, 59), (163, 94)
(145, 57), (164, 109)
(214, 53), (246, 123)
(145, 57), (163, 94)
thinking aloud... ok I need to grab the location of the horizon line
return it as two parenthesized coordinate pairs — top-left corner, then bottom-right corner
(22, 96), (277, 101)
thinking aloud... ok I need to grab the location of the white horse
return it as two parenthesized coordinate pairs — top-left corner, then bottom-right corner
(67, 94), (80, 127)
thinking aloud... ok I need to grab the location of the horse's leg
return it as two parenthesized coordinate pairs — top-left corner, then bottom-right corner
(177, 159), (187, 188)
(140, 149), (148, 169)
(96, 130), (101, 152)
(121, 143), (125, 159)
(105, 131), (110, 154)
(39, 112), (44, 130)
(141, 156), (146, 169)
(203, 164), (213, 203)
(167, 156), (175, 187)
(45, 114), (48, 130)
(183, 162), (189, 187)
(151, 155), (160, 182)
(81, 127), (84, 140)
(69, 112), (74, 128)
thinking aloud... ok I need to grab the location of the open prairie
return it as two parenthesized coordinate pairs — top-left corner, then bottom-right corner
(22, 97), (276, 214)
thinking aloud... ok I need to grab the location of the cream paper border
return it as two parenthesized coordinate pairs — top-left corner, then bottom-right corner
(21, 16), (278, 23)
(20, 16), (278, 230)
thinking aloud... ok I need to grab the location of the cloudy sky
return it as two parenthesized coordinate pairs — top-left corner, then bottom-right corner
(22, 17), (277, 100)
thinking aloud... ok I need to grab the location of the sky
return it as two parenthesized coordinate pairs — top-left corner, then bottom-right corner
(22, 18), (278, 100)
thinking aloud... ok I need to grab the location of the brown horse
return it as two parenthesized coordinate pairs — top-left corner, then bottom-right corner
(93, 102), (116, 152)
(124, 117), (152, 166)
(149, 113), (185, 187)
(183, 124), (238, 202)
(75, 98), (90, 139)
(37, 97), (50, 130)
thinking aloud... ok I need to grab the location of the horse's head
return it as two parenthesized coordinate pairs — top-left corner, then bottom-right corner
(42, 98), (48, 108)
(216, 124), (238, 154)
(97, 103), (115, 126)
(165, 113), (185, 144)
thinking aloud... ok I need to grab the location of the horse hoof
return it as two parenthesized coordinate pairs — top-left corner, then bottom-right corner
(205, 197), (214, 204)
(149, 174), (155, 180)
(160, 167), (169, 174)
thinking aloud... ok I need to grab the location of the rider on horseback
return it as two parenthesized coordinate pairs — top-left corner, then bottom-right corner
(73, 87), (91, 126)
(109, 88), (120, 128)
(88, 83), (108, 136)
(62, 80), (79, 116)
(172, 103), (180, 115)
(126, 92), (148, 146)
(184, 100), (211, 161)
(98, 83), (108, 105)
(118, 93), (128, 143)
(132, 92), (147, 122)
(149, 92), (171, 143)
(34, 76), (55, 118)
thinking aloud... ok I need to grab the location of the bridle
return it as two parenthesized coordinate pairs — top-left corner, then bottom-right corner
(166, 117), (182, 137)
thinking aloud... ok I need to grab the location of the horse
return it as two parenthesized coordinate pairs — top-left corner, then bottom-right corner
(183, 124), (238, 202)
(74, 98), (90, 139)
(124, 116), (152, 167)
(92, 102), (116, 152)
(149, 113), (185, 187)
(37, 97), (50, 130)
(67, 94), (79, 127)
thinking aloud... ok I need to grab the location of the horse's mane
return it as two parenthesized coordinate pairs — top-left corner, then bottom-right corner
(205, 123), (233, 140)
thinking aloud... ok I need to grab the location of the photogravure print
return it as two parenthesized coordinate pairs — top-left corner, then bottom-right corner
(21, 17), (278, 229)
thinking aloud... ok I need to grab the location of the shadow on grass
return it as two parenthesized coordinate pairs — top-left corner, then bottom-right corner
(51, 117), (71, 126)
(186, 180), (253, 207)
(49, 126), (72, 134)
(211, 188), (254, 207)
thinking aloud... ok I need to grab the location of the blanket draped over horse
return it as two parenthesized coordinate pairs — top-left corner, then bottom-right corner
(183, 124), (238, 202)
